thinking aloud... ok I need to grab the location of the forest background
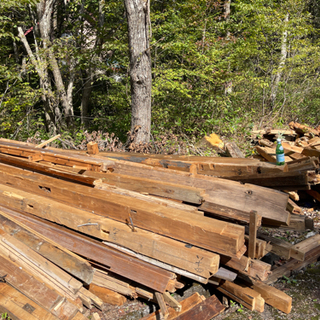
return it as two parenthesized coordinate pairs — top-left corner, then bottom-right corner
(0, 0), (320, 154)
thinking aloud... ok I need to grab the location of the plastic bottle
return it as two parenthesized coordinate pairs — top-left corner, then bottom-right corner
(276, 138), (285, 165)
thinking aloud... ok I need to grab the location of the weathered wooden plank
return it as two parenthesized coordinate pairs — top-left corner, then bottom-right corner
(0, 255), (79, 319)
(0, 185), (219, 278)
(290, 234), (320, 261)
(0, 139), (114, 171)
(199, 201), (262, 225)
(95, 174), (205, 204)
(36, 134), (61, 149)
(142, 293), (207, 320)
(88, 284), (127, 306)
(92, 269), (138, 298)
(0, 153), (96, 186)
(0, 229), (82, 300)
(223, 170), (310, 191)
(103, 241), (210, 284)
(0, 163), (245, 257)
(0, 211), (94, 284)
(2, 208), (177, 293)
(0, 283), (59, 320)
(217, 281), (265, 312)
(221, 255), (272, 282)
(224, 142), (245, 158)
(155, 292), (169, 319)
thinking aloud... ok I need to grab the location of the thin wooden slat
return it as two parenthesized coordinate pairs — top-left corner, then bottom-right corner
(35, 135), (61, 149)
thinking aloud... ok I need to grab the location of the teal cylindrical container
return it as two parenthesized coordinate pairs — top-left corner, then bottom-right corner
(276, 138), (285, 165)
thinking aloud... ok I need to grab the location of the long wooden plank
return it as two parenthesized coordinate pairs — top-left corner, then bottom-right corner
(0, 283), (59, 320)
(0, 163), (245, 257)
(0, 211), (94, 284)
(1, 208), (178, 293)
(0, 185), (220, 278)
(0, 255), (79, 319)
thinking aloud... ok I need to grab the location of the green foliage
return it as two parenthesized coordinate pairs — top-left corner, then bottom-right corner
(0, 0), (320, 146)
(1, 312), (11, 320)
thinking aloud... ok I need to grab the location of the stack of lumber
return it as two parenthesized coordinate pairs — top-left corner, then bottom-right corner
(0, 136), (319, 319)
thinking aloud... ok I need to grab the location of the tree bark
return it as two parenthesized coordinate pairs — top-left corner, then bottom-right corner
(124, 0), (152, 143)
(270, 13), (289, 111)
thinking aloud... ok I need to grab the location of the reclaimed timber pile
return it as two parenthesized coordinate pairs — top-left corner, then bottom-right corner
(0, 134), (319, 319)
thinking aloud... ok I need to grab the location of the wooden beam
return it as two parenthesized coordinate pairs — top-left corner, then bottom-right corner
(142, 293), (225, 320)
(290, 234), (320, 261)
(87, 142), (99, 155)
(217, 280), (265, 312)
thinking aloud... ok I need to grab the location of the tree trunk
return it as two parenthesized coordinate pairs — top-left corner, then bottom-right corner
(81, 72), (92, 127)
(270, 13), (289, 111)
(124, 0), (152, 143)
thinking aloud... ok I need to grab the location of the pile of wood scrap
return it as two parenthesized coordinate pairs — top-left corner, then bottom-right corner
(252, 121), (320, 201)
(0, 137), (319, 319)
